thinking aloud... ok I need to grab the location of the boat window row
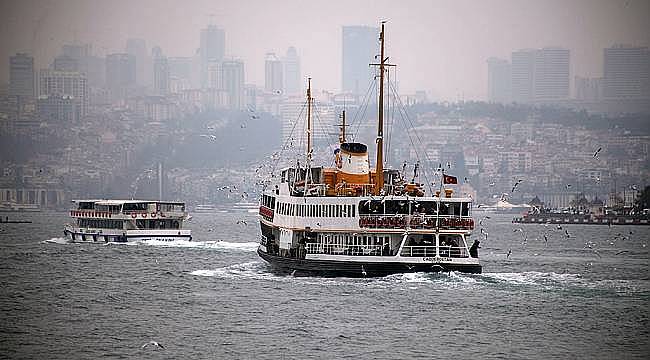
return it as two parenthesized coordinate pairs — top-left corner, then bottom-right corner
(94, 204), (122, 214)
(135, 219), (181, 229)
(276, 202), (356, 218)
(358, 200), (471, 216)
(158, 203), (185, 212)
(77, 202), (95, 210)
(77, 219), (123, 229)
(123, 202), (149, 212)
(305, 233), (392, 256)
(261, 195), (275, 209)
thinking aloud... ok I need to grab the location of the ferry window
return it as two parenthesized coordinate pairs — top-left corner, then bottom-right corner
(420, 201), (437, 215)
(461, 202), (469, 216)
(439, 203), (449, 216)
(329, 205), (334, 217)
(448, 203), (461, 216)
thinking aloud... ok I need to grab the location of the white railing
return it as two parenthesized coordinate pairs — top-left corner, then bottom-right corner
(305, 243), (384, 256)
(400, 245), (468, 258)
(359, 214), (474, 230)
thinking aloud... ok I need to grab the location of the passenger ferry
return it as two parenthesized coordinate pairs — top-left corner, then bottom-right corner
(257, 23), (481, 276)
(63, 199), (191, 243)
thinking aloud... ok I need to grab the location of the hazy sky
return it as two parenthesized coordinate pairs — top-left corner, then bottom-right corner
(1, 0), (648, 100)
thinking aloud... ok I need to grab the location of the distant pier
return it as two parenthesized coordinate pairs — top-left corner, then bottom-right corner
(513, 214), (649, 226)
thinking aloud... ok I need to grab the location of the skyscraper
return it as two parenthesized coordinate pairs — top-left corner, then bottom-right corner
(511, 49), (535, 103)
(533, 47), (570, 101)
(603, 45), (650, 99)
(265, 52), (283, 94)
(9, 53), (35, 98)
(342, 25), (378, 95)
(106, 53), (136, 102)
(511, 47), (570, 103)
(283, 47), (301, 96)
(53, 55), (79, 72)
(221, 59), (245, 110)
(152, 47), (170, 95)
(39, 69), (88, 117)
(126, 38), (150, 86)
(200, 25), (226, 88)
(487, 57), (511, 103)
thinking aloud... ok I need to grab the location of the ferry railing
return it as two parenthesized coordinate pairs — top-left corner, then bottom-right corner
(335, 183), (375, 197)
(305, 243), (384, 256)
(400, 245), (468, 258)
(359, 214), (474, 230)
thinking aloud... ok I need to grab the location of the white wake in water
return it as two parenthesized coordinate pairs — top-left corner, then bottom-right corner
(191, 261), (276, 280)
(127, 239), (259, 251)
(42, 237), (71, 244)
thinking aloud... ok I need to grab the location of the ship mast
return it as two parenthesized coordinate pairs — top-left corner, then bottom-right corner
(339, 110), (346, 144)
(375, 23), (386, 195)
(306, 77), (312, 161)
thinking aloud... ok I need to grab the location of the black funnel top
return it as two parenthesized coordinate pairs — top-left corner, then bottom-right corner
(340, 142), (367, 154)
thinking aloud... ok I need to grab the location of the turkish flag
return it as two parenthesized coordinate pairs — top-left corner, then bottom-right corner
(443, 174), (457, 184)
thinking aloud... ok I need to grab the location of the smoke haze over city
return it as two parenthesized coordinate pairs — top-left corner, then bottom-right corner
(1, 0), (648, 99)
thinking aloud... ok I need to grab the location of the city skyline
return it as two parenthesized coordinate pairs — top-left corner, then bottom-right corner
(1, 0), (648, 100)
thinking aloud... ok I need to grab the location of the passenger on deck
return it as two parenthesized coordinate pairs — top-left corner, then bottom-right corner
(469, 239), (481, 258)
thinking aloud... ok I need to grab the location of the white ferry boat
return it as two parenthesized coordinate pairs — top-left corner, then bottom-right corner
(63, 199), (191, 243)
(257, 24), (481, 277)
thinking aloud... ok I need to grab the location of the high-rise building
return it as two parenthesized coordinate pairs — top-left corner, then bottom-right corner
(283, 47), (301, 96)
(511, 47), (570, 103)
(126, 38), (150, 86)
(533, 47), (570, 101)
(152, 47), (169, 95)
(265, 53), (283, 94)
(511, 49), (535, 103)
(9, 53), (35, 98)
(487, 57), (511, 103)
(200, 25), (226, 88)
(342, 25), (378, 95)
(53, 55), (79, 72)
(206, 59), (221, 89)
(39, 69), (88, 117)
(221, 59), (245, 110)
(62, 44), (91, 59)
(575, 76), (602, 101)
(603, 45), (650, 99)
(106, 53), (136, 102)
(37, 94), (78, 124)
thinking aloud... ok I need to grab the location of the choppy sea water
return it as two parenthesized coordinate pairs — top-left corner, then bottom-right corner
(0, 211), (648, 359)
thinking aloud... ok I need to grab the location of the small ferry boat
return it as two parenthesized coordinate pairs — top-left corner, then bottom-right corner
(63, 199), (191, 243)
(256, 23), (481, 277)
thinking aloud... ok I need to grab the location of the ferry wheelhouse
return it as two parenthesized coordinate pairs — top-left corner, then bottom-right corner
(257, 24), (481, 276)
(64, 200), (191, 243)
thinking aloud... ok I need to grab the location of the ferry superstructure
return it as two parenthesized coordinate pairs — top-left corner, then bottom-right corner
(257, 23), (481, 276)
(64, 199), (191, 243)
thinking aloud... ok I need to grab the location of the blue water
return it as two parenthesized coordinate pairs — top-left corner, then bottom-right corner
(0, 212), (648, 359)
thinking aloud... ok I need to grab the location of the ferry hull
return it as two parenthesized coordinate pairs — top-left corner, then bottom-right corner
(63, 228), (191, 243)
(258, 248), (481, 277)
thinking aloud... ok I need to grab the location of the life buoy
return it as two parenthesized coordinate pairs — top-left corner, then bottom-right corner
(151, 212), (157, 218)
(131, 213), (137, 219)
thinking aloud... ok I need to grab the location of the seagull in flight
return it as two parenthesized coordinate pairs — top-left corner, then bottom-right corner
(142, 341), (165, 349)
(507, 249), (512, 259)
(593, 147), (602, 158)
(511, 179), (523, 193)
